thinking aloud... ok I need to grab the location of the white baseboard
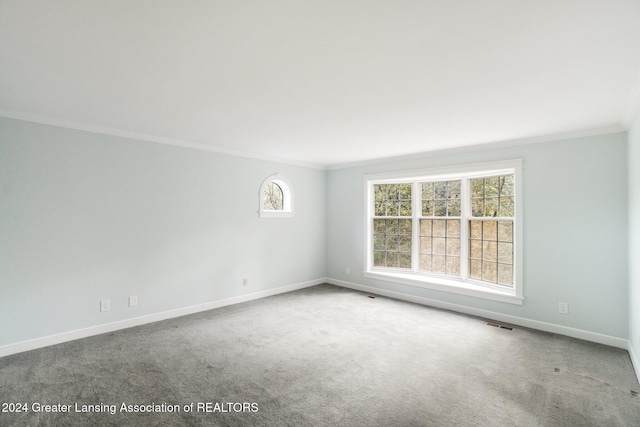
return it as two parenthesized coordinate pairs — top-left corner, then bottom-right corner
(628, 342), (640, 385)
(327, 278), (629, 350)
(0, 278), (325, 358)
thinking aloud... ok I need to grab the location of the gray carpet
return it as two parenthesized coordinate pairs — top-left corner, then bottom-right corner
(1, 284), (639, 426)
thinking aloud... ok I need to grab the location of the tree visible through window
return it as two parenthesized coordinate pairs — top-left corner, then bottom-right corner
(365, 160), (522, 302)
(264, 182), (284, 211)
(259, 174), (294, 218)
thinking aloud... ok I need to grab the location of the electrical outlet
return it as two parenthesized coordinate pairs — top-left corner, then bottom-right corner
(346, 267), (351, 275)
(243, 278), (248, 286)
(129, 295), (138, 307)
(558, 302), (569, 315)
(100, 299), (110, 312)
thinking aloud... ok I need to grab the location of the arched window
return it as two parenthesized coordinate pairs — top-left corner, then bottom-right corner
(259, 174), (294, 217)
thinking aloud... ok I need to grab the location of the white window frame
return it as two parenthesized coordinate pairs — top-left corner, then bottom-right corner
(259, 174), (295, 218)
(364, 160), (523, 305)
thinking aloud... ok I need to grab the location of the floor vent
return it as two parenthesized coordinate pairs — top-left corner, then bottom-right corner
(486, 321), (513, 330)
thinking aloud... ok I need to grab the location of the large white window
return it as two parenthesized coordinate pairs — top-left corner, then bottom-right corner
(364, 160), (523, 304)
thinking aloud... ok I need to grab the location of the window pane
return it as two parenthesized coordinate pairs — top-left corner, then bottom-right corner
(498, 221), (513, 242)
(372, 217), (412, 270)
(420, 254), (432, 271)
(422, 180), (462, 218)
(434, 182), (447, 199)
(387, 251), (399, 267)
(447, 239), (460, 256)
(448, 181), (461, 199)
(498, 264), (513, 286)
(485, 177), (499, 197)
(374, 251), (385, 267)
(469, 259), (482, 279)
(400, 201), (412, 216)
(399, 219), (412, 233)
(470, 221), (482, 239)
(422, 200), (433, 216)
(471, 178), (484, 198)
(386, 201), (397, 216)
(399, 184), (411, 200)
(374, 219), (386, 234)
(432, 256), (446, 273)
(468, 219), (513, 287)
(446, 257), (460, 276)
(420, 219), (460, 278)
(420, 237), (432, 254)
(374, 184), (412, 217)
(434, 200), (447, 216)
(499, 197), (514, 217)
(422, 182), (434, 200)
(447, 220), (460, 238)
(472, 199), (484, 217)
(483, 221), (497, 241)
(388, 185), (398, 200)
(386, 235), (397, 250)
(483, 261), (497, 282)
(470, 240), (482, 259)
(483, 241), (498, 262)
(500, 175), (514, 196)
(498, 242), (513, 264)
(264, 182), (284, 210)
(433, 238), (446, 255)
(448, 199), (461, 216)
(399, 235), (412, 251)
(432, 220), (447, 237)
(470, 174), (514, 219)
(484, 198), (498, 217)
(399, 252), (412, 268)
(420, 219), (432, 236)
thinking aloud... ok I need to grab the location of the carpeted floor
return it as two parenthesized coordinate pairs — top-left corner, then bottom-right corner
(1, 284), (639, 426)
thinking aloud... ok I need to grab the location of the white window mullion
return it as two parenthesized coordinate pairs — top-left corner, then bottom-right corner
(363, 159), (522, 303)
(459, 178), (470, 281)
(412, 181), (420, 273)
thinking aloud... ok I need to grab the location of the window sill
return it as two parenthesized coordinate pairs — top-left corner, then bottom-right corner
(363, 270), (523, 305)
(259, 211), (295, 218)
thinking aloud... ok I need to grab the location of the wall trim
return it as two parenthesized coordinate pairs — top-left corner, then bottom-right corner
(0, 109), (326, 170)
(629, 342), (640, 385)
(623, 66), (640, 129)
(327, 126), (626, 170)
(0, 278), (324, 358)
(327, 278), (629, 350)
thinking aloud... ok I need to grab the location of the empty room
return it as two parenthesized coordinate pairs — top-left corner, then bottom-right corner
(2, 1), (640, 426)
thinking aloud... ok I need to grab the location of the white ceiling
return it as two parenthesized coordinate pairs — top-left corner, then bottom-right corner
(2, 1), (640, 168)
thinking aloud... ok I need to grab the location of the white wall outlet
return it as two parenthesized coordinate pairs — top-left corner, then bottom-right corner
(129, 295), (138, 307)
(100, 299), (110, 312)
(243, 278), (248, 286)
(346, 267), (351, 275)
(558, 302), (569, 314)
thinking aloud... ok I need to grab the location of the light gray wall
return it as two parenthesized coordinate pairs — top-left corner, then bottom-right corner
(327, 132), (629, 339)
(0, 117), (326, 347)
(629, 110), (640, 360)
(0, 115), (631, 350)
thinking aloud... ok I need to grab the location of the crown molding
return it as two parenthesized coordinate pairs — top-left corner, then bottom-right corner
(1, 108), (628, 172)
(326, 125), (627, 170)
(0, 108), (327, 170)
(623, 66), (640, 129)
